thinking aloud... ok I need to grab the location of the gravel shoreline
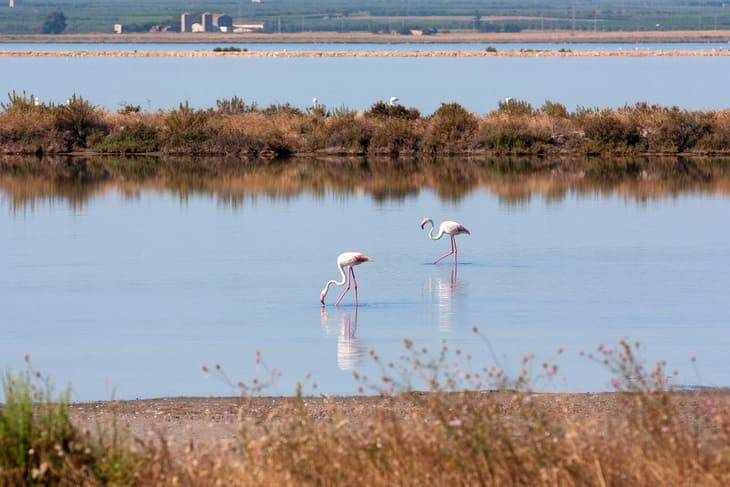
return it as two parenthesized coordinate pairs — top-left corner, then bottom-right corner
(69, 392), (730, 447)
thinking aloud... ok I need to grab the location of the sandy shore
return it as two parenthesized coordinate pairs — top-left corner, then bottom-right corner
(69, 392), (730, 447)
(2, 30), (730, 44)
(2, 49), (730, 58)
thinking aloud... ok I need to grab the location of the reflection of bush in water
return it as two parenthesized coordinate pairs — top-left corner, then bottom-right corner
(2, 156), (730, 209)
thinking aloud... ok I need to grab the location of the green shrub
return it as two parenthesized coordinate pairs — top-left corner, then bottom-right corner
(162, 102), (211, 153)
(95, 123), (160, 153)
(485, 46), (498, 53)
(0, 369), (75, 484)
(53, 95), (107, 149)
(1, 91), (46, 113)
(366, 101), (420, 121)
(496, 98), (534, 117)
(213, 46), (246, 52)
(216, 96), (252, 115)
(117, 104), (141, 115)
(653, 108), (712, 152)
(577, 108), (641, 151)
(263, 103), (304, 116)
(540, 100), (570, 118)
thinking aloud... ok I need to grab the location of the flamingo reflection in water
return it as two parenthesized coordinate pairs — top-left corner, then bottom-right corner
(424, 262), (461, 333)
(320, 307), (366, 371)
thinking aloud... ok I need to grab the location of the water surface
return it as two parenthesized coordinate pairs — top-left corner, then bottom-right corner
(1, 158), (729, 400)
(1, 56), (729, 112)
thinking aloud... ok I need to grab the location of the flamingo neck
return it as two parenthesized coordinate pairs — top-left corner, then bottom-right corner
(427, 222), (443, 240)
(322, 263), (348, 298)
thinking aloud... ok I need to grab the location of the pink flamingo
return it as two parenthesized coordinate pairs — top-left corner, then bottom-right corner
(320, 252), (371, 306)
(420, 218), (471, 264)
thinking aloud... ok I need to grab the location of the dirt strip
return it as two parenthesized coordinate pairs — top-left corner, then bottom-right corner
(2, 49), (730, 58)
(3, 30), (730, 44)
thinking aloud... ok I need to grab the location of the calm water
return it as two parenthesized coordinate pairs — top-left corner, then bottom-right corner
(1, 56), (729, 112)
(1, 160), (729, 400)
(2, 42), (730, 52)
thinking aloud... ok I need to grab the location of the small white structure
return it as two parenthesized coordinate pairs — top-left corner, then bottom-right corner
(251, 0), (262, 3)
(191, 22), (205, 33)
(113, 24), (123, 34)
(9, 0), (15, 8)
(233, 22), (265, 33)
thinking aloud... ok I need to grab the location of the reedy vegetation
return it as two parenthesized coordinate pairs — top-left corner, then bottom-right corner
(2, 338), (730, 486)
(2, 92), (730, 158)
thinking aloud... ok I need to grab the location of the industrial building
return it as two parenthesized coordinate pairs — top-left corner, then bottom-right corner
(180, 12), (194, 33)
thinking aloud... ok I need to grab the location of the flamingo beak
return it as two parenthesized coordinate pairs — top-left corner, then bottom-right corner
(319, 292), (326, 305)
(420, 220), (428, 229)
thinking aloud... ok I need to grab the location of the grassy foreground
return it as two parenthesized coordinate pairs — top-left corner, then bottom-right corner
(2, 93), (730, 158)
(2, 340), (730, 485)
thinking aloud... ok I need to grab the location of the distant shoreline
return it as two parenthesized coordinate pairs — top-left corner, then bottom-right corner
(2, 49), (730, 58)
(1, 29), (730, 45)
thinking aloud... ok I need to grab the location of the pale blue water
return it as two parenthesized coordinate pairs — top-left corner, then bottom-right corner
(1, 56), (729, 112)
(2, 42), (730, 52)
(1, 181), (729, 400)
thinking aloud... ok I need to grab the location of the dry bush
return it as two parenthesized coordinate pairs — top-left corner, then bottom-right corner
(323, 114), (372, 153)
(368, 118), (423, 155)
(575, 108), (642, 153)
(424, 103), (479, 152)
(479, 115), (553, 154)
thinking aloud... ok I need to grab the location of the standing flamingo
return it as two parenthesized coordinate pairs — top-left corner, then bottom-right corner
(320, 252), (371, 306)
(420, 218), (470, 264)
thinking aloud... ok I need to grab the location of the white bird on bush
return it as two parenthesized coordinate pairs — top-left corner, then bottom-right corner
(312, 97), (319, 108)
(389, 96), (399, 106)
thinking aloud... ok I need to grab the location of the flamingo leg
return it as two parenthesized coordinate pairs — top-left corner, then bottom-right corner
(433, 236), (455, 264)
(453, 235), (459, 263)
(351, 267), (359, 307)
(335, 267), (352, 306)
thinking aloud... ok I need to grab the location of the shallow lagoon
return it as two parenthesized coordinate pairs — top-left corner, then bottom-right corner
(1, 158), (729, 400)
(1, 55), (729, 112)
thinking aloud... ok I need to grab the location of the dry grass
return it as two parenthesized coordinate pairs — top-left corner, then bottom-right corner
(4, 340), (730, 485)
(3, 97), (730, 158)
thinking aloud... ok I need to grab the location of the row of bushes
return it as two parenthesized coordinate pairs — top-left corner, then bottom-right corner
(2, 93), (730, 158)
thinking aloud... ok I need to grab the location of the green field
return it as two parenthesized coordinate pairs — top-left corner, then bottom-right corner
(1, 0), (730, 35)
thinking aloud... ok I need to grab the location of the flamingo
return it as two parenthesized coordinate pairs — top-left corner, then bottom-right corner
(420, 218), (470, 264)
(320, 252), (371, 306)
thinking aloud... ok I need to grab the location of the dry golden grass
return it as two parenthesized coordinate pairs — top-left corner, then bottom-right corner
(6, 340), (730, 486)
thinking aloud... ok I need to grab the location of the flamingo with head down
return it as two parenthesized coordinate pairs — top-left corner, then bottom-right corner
(320, 252), (371, 306)
(420, 218), (470, 264)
